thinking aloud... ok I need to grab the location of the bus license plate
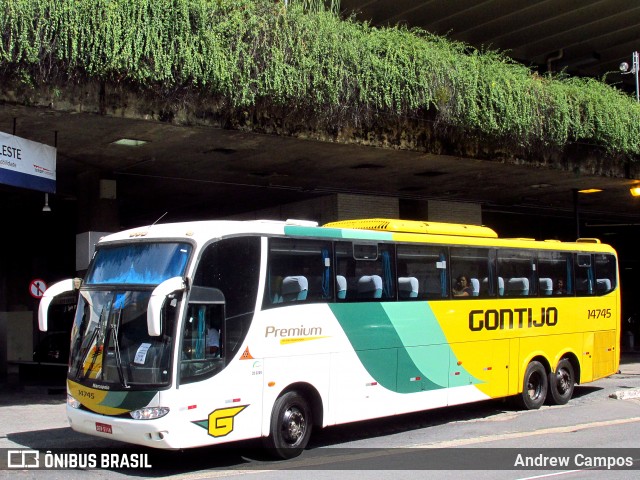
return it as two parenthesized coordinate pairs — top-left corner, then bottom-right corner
(96, 422), (112, 434)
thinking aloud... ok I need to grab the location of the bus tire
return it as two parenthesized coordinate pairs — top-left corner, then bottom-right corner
(547, 358), (575, 405)
(264, 391), (312, 460)
(517, 361), (548, 410)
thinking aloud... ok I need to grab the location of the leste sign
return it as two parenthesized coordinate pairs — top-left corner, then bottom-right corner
(0, 131), (56, 193)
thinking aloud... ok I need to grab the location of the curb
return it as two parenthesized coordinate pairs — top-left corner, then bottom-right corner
(609, 389), (640, 400)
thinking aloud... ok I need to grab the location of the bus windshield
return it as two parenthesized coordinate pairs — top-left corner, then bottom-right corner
(85, 242), (192, 285)
(68, 242), (192, 388)
(69, 289), (179, 387)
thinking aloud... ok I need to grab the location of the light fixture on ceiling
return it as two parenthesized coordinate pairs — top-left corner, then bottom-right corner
(111, 138), (148, 147)
(42, 193), (51, 212)
(577, 188), (602, 194)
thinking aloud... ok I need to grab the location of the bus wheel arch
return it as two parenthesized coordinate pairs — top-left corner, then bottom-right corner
(263, 383), (322, 459)
(547, 356), (577, 405)
(516, 358), (549, 410)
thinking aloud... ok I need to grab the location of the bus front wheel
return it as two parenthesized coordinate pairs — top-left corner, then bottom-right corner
(264, 391), (312, 460)
(517, 361), (548, 410)
(547, 358), (575, 405)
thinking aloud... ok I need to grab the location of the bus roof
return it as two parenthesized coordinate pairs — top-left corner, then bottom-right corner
(323, 218), (498, 238)
(97, 218), (614, 254)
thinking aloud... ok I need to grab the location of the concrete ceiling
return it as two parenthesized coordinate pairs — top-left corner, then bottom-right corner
(1, 103), (637, 229)
(341, 0), (640, 92)
(1, 1), (639, 232)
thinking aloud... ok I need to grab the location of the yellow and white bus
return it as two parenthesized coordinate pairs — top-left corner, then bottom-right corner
(38, 218), (620, 459)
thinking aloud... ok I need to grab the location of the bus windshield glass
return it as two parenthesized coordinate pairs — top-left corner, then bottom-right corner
(85, 242), (192, 285)
(68, 242), (192, 389)
(68, 288), (180, 388)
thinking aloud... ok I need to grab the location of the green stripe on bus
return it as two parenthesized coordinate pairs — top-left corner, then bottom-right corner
(284, 225), (393, 241)
(329, 302), (481, 393)
(98, 390), (157, 410)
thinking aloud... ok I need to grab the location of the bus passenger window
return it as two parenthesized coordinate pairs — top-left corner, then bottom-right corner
(538, 251), (573, 296)
(180, 300), (225, 384)
(594, 253), (617, 295)
(396, 244), (448, 300)
(263, 238), (333, 308)
(336, 242), (395, 301)
(575, 253), (594, 296)
(192, 236), (260, 366)
(450, 247), (493, 298)
(497, 249), (535, 297)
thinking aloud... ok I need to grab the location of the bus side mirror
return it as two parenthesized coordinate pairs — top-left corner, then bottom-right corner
(147, 276), (185, 337)
(38, 278), (81, 332)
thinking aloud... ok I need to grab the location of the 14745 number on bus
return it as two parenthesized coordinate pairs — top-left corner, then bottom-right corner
(587, 309), (612, 319)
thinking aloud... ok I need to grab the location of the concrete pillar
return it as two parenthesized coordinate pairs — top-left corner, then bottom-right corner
(427, 200), (482, 225)
(76, 170), (119, 233)
(335, 193), (399, 220)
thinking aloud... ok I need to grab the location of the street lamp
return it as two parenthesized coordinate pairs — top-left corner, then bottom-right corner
(620, 51), (639, 102)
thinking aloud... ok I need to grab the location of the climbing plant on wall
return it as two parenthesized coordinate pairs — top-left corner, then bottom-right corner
(1, 0), (639, 155)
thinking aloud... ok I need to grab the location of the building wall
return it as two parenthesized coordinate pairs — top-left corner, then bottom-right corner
(335, 193), (399, 220)
(227, 193), (481, 226)
(428, 200), (482, 225)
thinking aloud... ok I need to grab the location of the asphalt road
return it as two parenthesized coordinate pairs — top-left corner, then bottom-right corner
(1, 353), (640, 479)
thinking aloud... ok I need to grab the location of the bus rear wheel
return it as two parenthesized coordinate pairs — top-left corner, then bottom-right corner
(517, 361), (548, 410)
(547, 358), (575, 405)
(264, 391), (312, 460)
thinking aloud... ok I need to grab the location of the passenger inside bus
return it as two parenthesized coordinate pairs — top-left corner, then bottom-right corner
(453, 275), (473, 297)
(206, 327), (220, 356)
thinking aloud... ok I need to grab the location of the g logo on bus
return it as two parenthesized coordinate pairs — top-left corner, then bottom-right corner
(208, 405), (248, 437)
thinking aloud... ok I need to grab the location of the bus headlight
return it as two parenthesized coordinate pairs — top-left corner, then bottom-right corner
(67, 394), (81, 409)
(129, 407), (170, 420)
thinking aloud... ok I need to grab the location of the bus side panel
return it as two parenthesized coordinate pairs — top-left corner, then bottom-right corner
(254, 304), (347, 435)
(578, 294), (620, 381)
(400, 345), (449, 394)
(581, 332), (594, 383)
(578, 329), (618, 384)
(508, 338), (520, 396)
(329, 348), (483, 424)
(395, 344), (454, 414)
(592, 330), (618, 381)
(171, 359), (266, 448)
(447, 339), (510, 402)
(328, 351), (399, 425)
(260, 353), (332, 436)
(518, 332), (583, 379)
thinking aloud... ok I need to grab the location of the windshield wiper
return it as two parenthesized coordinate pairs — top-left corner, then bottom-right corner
(75, 306), (105, 379)
(106, 308), (129, 388)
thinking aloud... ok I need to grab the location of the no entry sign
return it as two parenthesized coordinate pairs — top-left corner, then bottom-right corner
(29, 278), (47, 299)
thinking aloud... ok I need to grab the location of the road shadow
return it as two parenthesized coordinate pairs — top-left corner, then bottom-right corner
(4, 399), (513, 476)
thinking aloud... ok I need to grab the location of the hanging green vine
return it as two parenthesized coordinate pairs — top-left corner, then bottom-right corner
(1, 0), (640, 155)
